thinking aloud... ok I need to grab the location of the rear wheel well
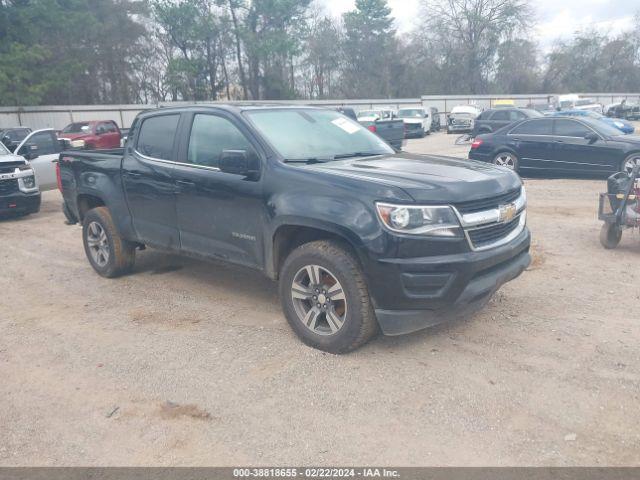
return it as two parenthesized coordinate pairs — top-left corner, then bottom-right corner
(272, 226), (358, 279)
(77, 194), (105, 221)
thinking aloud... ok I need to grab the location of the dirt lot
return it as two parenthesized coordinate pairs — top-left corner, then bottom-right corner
(1, 132), (639, 466)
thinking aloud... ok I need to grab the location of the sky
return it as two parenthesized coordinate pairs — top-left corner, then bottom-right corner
(321, 0), (638, 50)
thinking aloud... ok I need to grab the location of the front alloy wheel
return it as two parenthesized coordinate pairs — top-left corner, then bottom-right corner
(291, 265), (347, 335)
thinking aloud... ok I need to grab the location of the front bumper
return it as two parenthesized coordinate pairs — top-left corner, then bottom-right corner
(0, 190), (41, 215)
(367, 227), (531, 335)
(448, 124), (472, 132)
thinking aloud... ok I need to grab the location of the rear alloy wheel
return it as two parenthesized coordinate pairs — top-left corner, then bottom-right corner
(494, 151), (518, 171)
(622, 154), (640, 174)
(82, 207), (136, 278)
(279, 240), (378, 353)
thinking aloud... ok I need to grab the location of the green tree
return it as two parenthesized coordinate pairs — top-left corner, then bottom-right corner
(342, 0), (396, 98)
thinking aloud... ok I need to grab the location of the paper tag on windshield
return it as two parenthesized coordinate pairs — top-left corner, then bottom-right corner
(332, 117), (360, 134)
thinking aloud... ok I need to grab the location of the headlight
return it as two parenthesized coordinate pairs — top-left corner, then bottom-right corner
(17, 167), (38, 192)
(376, 203), (462, 237)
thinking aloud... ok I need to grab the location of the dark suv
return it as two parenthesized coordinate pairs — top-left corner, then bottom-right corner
(473, 108), (542, 137)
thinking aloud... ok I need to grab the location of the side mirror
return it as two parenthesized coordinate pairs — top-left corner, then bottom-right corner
(20, 143), (39, 160)
(219, 150), (259, 178)
(585, 132), (599, 143)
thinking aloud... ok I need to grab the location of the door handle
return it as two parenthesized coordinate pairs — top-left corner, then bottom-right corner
(125, 171), (142, 177)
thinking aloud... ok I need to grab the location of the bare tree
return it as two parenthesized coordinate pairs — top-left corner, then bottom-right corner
(420, 0), (532, 93)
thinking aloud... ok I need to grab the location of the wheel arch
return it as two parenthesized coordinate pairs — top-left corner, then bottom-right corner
(76, 193), (106, 221)
(268, 222), (363, 280)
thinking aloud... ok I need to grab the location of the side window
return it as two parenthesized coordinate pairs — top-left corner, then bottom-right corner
(105, 122), (118, 133)
(510, 119), (553, 135)
(554, 119), (592, 137)
(187, 114), (254, 168)
(491, 110), (510, 121)
(29, 131), (59, 155)
(136, 114), (180, 160)
(96, 123), (106, 135)
(510, 111), (526, 121)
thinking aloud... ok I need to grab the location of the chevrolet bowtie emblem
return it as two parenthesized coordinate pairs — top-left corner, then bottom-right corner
(499, 203), (517, 223)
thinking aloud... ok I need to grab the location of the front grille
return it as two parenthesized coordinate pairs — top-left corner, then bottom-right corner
(0, 179), (19, 195)
(455, 188), (522, 214)
(467, 216), (521, 249)
(0, 162), (23, 174)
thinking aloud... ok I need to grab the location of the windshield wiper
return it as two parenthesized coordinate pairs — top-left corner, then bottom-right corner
(283, 158), (332, 164)
(333, 152), (385, 160)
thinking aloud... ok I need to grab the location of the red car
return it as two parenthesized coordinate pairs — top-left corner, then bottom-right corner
(59, 120), (122, 149)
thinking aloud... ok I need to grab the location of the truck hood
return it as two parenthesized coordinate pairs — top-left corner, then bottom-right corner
(311, 153), (521, 203)
(0, 153), (27, 165)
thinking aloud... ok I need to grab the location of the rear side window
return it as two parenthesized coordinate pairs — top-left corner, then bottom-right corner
(187, 114), (254, 168)
(510, 119), (553, 135)
(510, 110), (527, 121)
(554, 119), (592, 137)
(136, 114), (180, 160)
(491, 110), (510, 121)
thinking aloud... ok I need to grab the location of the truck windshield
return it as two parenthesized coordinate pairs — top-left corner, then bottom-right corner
(245, 109), (394, 162)
(62, 122), (91, 134)
(397, 109), (424, 118)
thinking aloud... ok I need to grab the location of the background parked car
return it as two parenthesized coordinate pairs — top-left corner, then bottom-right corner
(527, 103), (557, 115)
(0, 127), (32, 152)
(428, 107), (441, 132)
(469, 116), (640, 175)
(58, 120), (121, 149)
(551, 110), (635, 134)
(14, 128), (65, 191)
(447, 105), (481, 134)
(396, 108), (431, 137)
(472, 108), (542, 137)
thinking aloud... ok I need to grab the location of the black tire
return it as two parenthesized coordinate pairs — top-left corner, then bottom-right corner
(600, 223), (622, 249)
(493, 151), (519, 172)
(82, 206), (135, 278)
(279, 240), (378, 354)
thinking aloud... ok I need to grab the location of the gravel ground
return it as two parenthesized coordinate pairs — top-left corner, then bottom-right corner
(1, 132), (639, 466)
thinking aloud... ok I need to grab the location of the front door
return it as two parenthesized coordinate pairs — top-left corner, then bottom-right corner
(122, 113), (180, 249)
(552, 119), (618, 173)
(17, 130), (61, 190)
(172, 111), (265, 269)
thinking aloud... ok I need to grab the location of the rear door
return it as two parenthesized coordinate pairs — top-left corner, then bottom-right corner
(552, 119), (618, 173)
(123, 113), (181, 248)
(506, 118), (555, 170)
(172, 111), (265, 268)
(16, 130), (61, 190)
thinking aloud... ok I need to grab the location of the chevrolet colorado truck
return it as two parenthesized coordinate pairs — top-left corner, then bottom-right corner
(59, 105), (531, 353)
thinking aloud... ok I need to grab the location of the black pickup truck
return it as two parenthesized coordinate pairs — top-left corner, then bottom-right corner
(59, 105), (531, 353)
